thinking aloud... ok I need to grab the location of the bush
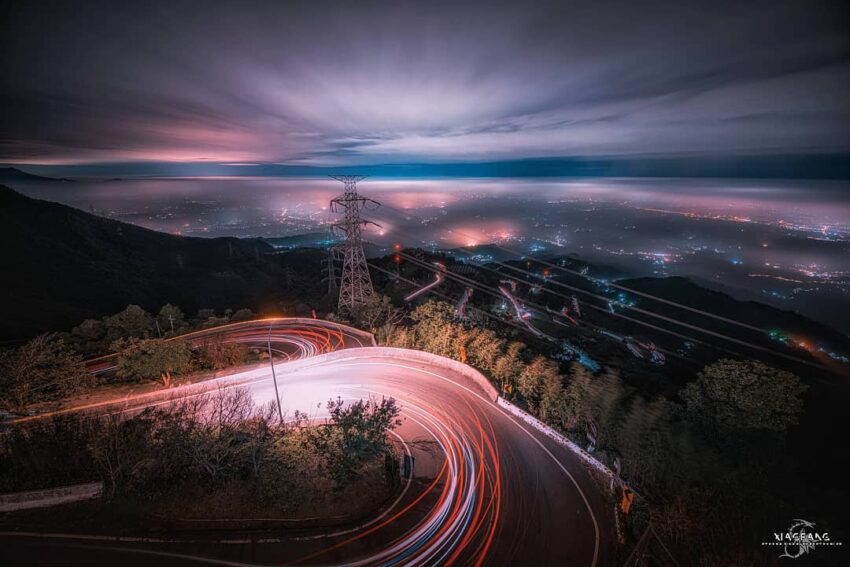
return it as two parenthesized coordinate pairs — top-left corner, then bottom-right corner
(315, 397), (402, 482)
(681, 358), (806, 433)
(0, 389), (402, 519)
(112, 337), (193, 386)
(0, 414), (102, 491)
(157, 304), (186, 335)
(0, 334), (92, 412)
(104, 305), (154, 341)
(196, 338), (249, 370)
(231, 308), (254, 322)
(382, 299), (808, 564)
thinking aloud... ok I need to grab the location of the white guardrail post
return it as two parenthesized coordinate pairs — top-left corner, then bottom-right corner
(495, 397), (616, 480)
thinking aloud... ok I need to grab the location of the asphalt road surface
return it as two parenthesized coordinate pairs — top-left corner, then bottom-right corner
(2, 326), (614, 566)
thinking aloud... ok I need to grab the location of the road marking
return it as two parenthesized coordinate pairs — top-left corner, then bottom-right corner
(328, 360), (601, 567)
(3, 351), (603, 567)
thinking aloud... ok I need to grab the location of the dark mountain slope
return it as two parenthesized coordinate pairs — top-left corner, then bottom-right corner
(619, 276), (849, 348)
(0, 167), (73, 183)
(0, 185), (321, 340)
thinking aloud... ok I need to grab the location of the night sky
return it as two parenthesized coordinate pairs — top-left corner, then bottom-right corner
(1, 0), (848, 173)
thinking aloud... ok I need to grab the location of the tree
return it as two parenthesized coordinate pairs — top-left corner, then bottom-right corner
(0, 334), (91, 412)
(517, 356), (557, 407)
(466, 328), (505, 374)
(112, 338), (192, 387)
(680, 359), (807, 433)
(350, 294), (404, 331)
(612, 396), (684, 492)
(376, 322), (412, 347)
(409, 300), (461, 357)
(492, 341), (525, 394)
(231, 308), (254, 322)
(538, 373), (571, 429)
(585, 370), (629, 448)
(71, 318), (105, 342)
(279, 299), (312, 317)
(104, 305), (154, 341)
(196, 308), (216, 321)
(317, 397), (402, 481)
(157, 304), (185, 334)
(197, 338), (249, 370)
(562, 364), (596, 430)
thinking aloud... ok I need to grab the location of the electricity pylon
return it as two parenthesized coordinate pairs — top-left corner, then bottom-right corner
(330, 176), (380, 314)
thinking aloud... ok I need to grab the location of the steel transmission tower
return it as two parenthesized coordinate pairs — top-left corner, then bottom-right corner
(329, 176), (380, 314)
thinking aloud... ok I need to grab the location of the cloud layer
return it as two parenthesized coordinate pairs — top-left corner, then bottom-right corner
(1, 0), (848, 165)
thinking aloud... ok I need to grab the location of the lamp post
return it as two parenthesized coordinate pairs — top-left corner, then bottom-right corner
(267, 320), (284, 424)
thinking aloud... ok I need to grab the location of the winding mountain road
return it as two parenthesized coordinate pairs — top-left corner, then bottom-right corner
(1, 320), (615, 566)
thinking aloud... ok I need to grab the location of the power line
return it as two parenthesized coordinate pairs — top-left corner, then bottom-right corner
(392, 251), (687, 361)
(367, 262), (534, 338)
(462, 254), (830, 371)
(374, 205), (832, 372)
(376, 202), (769, 334)
(393, 249), (832, 373)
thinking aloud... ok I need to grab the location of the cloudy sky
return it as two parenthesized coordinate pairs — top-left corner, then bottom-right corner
(1, 0), (848, 169)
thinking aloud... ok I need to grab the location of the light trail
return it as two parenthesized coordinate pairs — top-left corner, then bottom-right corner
(394, 251), (685, 362)
(367, 262), (535, 339)
(404, 262), (447, 302)
(388, 254), (680, 359)
(4, 340), (611, 566)
(377, 202), (768, 334)
(22, 319), (374, 416)
(377, 202), (850, 372)
(375, 220), (735, 364)
(455, 287), (474, 319)
(497, 281), (553, 341)
(393, 248), (833, 373)
(84, 317), (364, 376)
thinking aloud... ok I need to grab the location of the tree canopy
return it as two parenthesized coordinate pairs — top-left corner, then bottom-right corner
(315, 397), (402, 481)
(197, 337), (248, 370)
(0, 334), (91, 412)
(680, 358), (807, 433)
(156, 304), (185, 334)
(350, 294), (403, 331)
(104, 304), (154, 341)
(112, 337), (192, 386)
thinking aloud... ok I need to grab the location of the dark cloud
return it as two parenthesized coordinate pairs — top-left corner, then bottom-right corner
(1, 0), (848, 166)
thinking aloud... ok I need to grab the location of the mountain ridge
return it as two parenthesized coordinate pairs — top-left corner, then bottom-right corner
(0, 167), (74, 183)
(0, 185), (322, 340)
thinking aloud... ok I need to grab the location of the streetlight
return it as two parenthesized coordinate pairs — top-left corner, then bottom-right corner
(267, 320), (284, 424)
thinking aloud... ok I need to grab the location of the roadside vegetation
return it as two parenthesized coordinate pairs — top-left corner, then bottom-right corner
(0, 388), (402, 524)
(0, 304), (260, 413)
(369, 298), (809, 566)
(0, 334), (94, 414)
(0, 292), (816, 564)
(69, 303), (256, 355)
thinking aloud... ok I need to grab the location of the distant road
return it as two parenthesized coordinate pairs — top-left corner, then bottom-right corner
(2, 326), (614, 566)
